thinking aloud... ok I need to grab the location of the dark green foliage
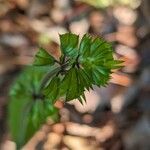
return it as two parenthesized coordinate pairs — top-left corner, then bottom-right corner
(8, 67), (58, 148)
(59, 33), (79, 57)
(43, 76), (60, 103)
(32, 33), (122, 102)
(78, 34), (122, 86)
(33, 47), (55, 66)
(8, 33), (122, 148)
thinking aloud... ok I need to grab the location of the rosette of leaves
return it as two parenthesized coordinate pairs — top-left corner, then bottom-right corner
(8, 33), (122, 148)
(8, 67), (59, 149)
(33, 33), (122, 103)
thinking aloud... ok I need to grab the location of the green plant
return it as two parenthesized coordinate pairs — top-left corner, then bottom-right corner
(8, 33), (122, 149)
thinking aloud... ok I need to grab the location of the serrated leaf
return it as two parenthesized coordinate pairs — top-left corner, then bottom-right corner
(79, 34), (92, 55)
(33, 47), (55, 66)
(104, 60), (124, 69)
(78, 97), (84, 105)
(59, 67), (92, 103)
(59, 33), (79, 57)
(78, 92), (86, 105)
(78, 34), (122, 87)
(78, 68), (92, 91)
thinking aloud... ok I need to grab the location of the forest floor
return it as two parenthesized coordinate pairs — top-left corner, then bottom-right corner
(0, 0), (150, 150)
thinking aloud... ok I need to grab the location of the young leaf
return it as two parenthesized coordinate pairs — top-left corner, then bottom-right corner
(78, 34), (122, 87)
(33, 47), (55, 66)
(59, 33), (79, 57)
(79, 34), (92, 55)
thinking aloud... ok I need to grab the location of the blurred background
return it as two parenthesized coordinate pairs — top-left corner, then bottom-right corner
(0, 0), (150, 149)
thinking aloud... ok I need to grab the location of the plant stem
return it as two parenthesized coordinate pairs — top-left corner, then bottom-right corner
(54, 59), (61, 65)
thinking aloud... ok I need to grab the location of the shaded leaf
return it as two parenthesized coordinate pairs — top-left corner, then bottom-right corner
(59, 68), (78, 101)
(43, 76), (60, 103)
(8, 67), (58, 148)
(33, 47), (55, 66)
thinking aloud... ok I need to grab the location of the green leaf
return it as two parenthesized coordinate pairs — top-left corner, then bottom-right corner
(33, 47), (55, 66)
(79, 93), (86, 105)
(59, 68), (79, 101)
(77, 68), (92, 91)
(30, 100), (44, 128)
(44, 101), (59, 122)
(79, 34), (92, 55)
(59, 33), (79, 57)
(66, 68), (78, 100)
(104, 60), (124, 69)
(8, 66), (58, 148)
(78, 34), (122, 87)
(59, 67), (92, 102)
(43, 76), (60, 103)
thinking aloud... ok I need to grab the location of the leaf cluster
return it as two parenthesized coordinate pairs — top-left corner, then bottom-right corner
(33, 33), (122, 102)
(8, 33), (122, 148)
